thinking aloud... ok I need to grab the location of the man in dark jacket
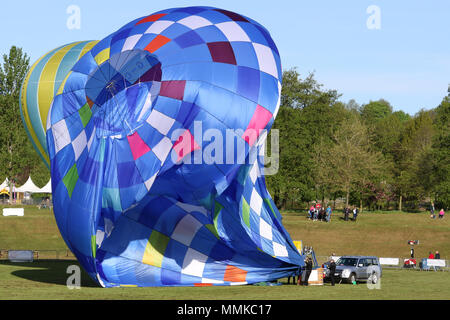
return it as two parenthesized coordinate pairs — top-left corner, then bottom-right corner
(435, 251), (441, 259)
(303, 257), (313, 286)
(328, 259), (336, 286)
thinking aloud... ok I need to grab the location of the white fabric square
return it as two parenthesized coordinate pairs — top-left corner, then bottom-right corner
(178, 15), (212, 29)
(273, 81), (282, 118)
(146, 109), (175, 136)
(259, 218), (272, 240)
(52, 119), (71, 153)
(181, 248), (208, 277)
(152, 137), (173, 162)
(72, 130), (87, 160)
(230, 281), (247, 286)
(144, 173), (156, 191)
(122, 34), (142, 51)
(172, 214), (203, 246)
(145, 20), (174, 34)
(252, 43), (278, 79)
(87, 127), (96, 151)
(249, 163), (258, 184)
(201, 278), (224, 284)
(176, 202), (208, 216)
(215, 21), (250, 42)
(273, 242), (288, 257)
(250, 188), (263, 215)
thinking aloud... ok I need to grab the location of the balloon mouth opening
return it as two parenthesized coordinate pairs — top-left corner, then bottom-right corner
(85, 49), (162, 138)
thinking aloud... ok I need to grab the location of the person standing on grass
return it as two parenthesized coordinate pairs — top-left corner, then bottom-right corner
(430, 203), (436, 219)
(328, 259), (336, 286)
(344, 207), (349, 221)
(308, 205), (315, 220)
(352, 207), (358, 222)
(435, 251), (440, 259)
(326, 205), (332, 222)
(439, 209), (445, 219)
(428, 252), (435, 259)
(300, 257), (313, 286)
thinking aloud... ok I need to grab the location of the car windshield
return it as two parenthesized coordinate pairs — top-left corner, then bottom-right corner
(336, 258), (358, 266)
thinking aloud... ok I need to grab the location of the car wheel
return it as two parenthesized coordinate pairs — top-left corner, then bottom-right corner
(369, 272), (378, 284)
(349, 273), (356, 284)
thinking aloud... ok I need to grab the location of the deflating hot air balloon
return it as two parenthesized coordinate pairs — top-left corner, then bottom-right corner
(39, 6), (303, 287)
(20, 41), (99, 168)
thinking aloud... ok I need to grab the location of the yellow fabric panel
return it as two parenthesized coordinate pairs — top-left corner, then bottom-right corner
(37, 42), (81, 132)
(94, 47), (110, 66)
(56, 71), (71, 96)
(20, 51), (53, 163)
(79, 40), (99, 58)
(142, 230), (169, 268)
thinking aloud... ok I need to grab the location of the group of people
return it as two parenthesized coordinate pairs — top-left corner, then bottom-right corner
(307, 203), (361, 222)
(428, 251), (441, 259)
(343, 206), (359, 222)
(308, 203), (332, 222)
(430, 204), (445, 219)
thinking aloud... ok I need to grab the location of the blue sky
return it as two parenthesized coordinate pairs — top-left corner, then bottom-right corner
(1, 0), (449, 115)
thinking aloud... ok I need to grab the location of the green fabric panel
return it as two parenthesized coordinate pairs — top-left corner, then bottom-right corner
(205, 224), (220, 239)
(91, 235), (96, 258)
(78, 103), (92, 127)
(242, 198), (250, 227)
(264, 198), (280, 219)
(63, 164), (78, 198)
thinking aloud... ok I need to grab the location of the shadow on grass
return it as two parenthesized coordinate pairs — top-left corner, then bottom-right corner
(0, 260), (99, 288)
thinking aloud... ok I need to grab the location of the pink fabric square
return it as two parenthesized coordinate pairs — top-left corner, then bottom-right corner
(127, 131), (151, 160)
(242, 105), (273, 146)
(172, 129), (200, 161)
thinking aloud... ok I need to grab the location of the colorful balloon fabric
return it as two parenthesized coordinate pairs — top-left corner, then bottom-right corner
(20, 41), (99, 168)
(43, 6), (304, 287)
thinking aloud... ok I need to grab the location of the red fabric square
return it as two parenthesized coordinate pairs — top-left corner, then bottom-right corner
(242, 105), (273, 146)
(207, 42), (237, 65)
(144, 35), (171, 53)
(127, 131), (151, 160)
(136, 13), (167, 25)
(172, 130), (200, 161)
(160, 80), (186, 100)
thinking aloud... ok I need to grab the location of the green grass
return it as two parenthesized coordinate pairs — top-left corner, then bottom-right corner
(1, 205), (449, 300)
(1, 260), (449, 300)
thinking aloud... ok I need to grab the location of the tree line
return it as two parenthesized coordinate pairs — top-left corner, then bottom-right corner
(0, 46), (448, 211)
(267, 68), (449, 211)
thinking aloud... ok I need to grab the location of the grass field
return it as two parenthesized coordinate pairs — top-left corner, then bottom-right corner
(1, 205), (449, 300)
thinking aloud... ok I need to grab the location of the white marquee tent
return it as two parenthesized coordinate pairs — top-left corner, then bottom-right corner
(38, 179), (52, 193)
(15, 177), (42, 193)
(0, 178), (9, 191)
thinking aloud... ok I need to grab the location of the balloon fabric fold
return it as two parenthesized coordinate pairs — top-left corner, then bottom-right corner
(28, 6), (304, 287)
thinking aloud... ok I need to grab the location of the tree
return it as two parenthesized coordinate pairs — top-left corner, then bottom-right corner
(360, 99), (393, 124)
(267, 68), (342, 209)
(0, 46), (48, 198)
(430, 97), (450, 209)
(0, 46), (30, 97)
(314, 114), (386, 208)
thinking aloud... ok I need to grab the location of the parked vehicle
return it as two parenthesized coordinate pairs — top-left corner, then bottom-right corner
(324, 256), (382, 284)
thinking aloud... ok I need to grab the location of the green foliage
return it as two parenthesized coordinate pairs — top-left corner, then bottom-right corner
(360, 99), (393, 124)
(267, 68), (448, 211)
(0, 46), (49, 188)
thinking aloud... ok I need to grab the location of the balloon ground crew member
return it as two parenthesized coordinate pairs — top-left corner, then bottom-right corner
(328, 259), (336, 286)
(299, 257), (313, 286)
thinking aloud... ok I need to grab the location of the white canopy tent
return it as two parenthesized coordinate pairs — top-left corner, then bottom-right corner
(15, 177), (42, 193)
(0, 178), (9, 190)
(38, 179), (52, 193)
